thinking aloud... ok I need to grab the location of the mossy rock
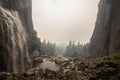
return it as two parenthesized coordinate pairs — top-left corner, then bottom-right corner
(39, 78), (44, 80)
(6, 76), (18, 80)
(23, 76), (35, 80)
(6, 76), (35, 80)
(103, 53), (120, 64)
(103, 53), (120, 80)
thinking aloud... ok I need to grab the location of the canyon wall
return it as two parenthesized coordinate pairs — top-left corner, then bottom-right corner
(90, 0), (120, 57)
(0, 0), (41, 73)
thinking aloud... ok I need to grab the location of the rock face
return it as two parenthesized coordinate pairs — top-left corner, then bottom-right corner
(90, 0), (120, 57)
(0, 0), (41, 73)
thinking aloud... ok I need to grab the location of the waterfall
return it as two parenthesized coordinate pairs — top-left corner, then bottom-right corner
(0, 7), (30, 74)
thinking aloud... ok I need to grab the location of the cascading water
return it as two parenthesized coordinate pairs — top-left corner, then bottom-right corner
(0, 7), (30, 74)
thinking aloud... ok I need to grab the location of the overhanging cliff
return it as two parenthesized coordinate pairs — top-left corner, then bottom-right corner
(90, 0), (120, 57)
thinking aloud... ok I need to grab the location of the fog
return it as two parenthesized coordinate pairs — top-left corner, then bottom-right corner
(32, 0), (99, 44)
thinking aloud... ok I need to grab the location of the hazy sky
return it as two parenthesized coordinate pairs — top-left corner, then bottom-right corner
(32, 0), (99, 44)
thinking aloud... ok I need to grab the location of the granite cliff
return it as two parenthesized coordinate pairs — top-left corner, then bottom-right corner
(90, 0), (120, 57)
(0, 0), (41, 73)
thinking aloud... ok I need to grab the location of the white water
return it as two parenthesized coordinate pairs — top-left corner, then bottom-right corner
(0, 7), (30, 73)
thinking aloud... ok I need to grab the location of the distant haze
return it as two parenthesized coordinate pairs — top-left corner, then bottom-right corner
(32, 0), (99, 44)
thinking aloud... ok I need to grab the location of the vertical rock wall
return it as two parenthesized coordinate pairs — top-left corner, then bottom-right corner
(90, 0), (120, 57)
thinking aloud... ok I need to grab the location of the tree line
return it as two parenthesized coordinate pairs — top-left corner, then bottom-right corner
(40, 39), (89, 58)
(41, 39), (56, 56)
(64, 40), (89, 58)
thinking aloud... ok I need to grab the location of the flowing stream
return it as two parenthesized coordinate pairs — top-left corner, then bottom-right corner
(0, 7), (30, 74)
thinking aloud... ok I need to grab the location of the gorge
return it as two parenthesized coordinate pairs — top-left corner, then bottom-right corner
(0, 0), (120, 80)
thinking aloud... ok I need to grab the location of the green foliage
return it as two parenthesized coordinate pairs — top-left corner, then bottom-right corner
(103, 54), (120, 64)
(39, 78), (44, 80)
(24, 77), (35, 80)
(6, 76), (35, 80)
(41, 39), (56, 56)
(6, 76), (18, 80)
(64, 40), (89, 58)
(103, 53), (120, 79)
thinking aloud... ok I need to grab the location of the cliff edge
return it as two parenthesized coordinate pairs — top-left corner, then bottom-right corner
(90, 0), (120, 57)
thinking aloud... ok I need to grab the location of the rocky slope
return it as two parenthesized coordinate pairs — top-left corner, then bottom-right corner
(1, 55), (120, 80)
(90, 0), (120, 57)
(0, 0), (41, 73)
